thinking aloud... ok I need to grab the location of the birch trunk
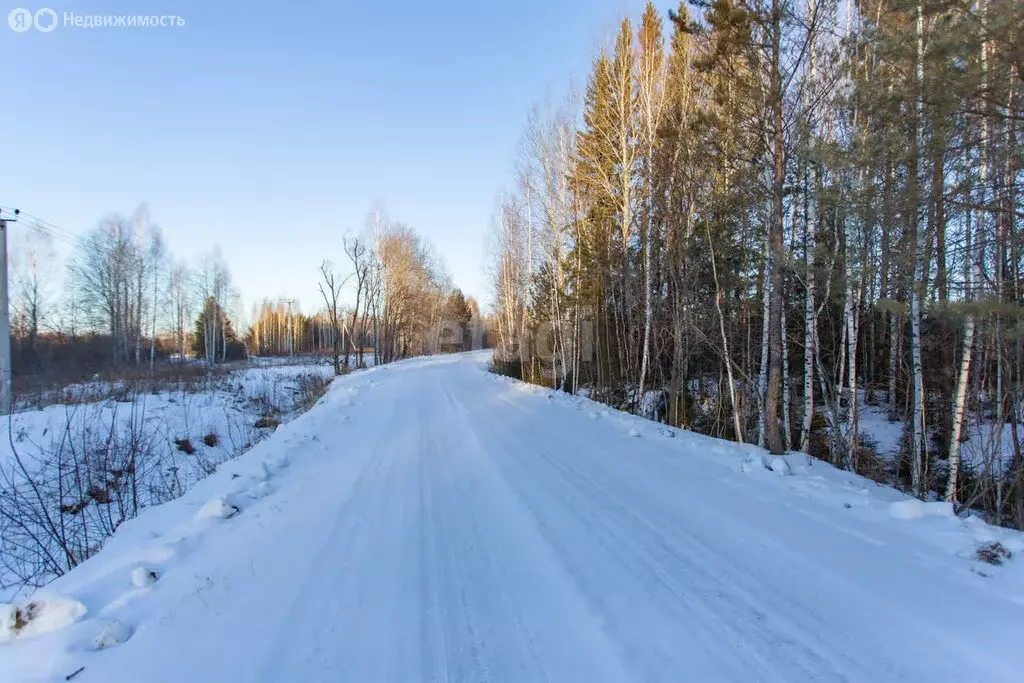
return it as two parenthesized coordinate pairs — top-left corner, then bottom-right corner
(801, 164), (817, 451)
(844, 274), (861, 470)
(947, 24), (988, 501)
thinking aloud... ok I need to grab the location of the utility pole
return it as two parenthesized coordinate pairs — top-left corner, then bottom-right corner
(0, 208), (16, 414)
(266, 297), (297, 357)
(282, 299), (295, 357)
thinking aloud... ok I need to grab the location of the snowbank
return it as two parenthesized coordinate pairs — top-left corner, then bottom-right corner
(0, 595), (87, 643)
(195, 497), (240, 521)
(889, 500), (956, 521)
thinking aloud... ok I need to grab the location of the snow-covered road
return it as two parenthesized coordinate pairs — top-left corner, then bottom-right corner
(4, 352), (1024, 682)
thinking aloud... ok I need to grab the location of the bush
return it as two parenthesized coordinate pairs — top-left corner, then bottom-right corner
(853, 434), (892, 485)
(295, 374), (331, 412)
(247, 376), (284, 419)
(976, 541), (1013, 566)
(489, 357), (522, 380)
(202, 432), (219, 447)
(805, 412), (832, 462)
(174, 438), (195, 454)
(0, 401), (163, 594)
(254, 416), (280, 429)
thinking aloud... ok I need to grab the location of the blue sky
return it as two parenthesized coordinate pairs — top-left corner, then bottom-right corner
(1, 0), (674, 318)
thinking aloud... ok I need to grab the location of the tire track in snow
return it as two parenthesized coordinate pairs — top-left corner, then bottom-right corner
(482, 390), (945, 682)
(44, 354), (1024, 683)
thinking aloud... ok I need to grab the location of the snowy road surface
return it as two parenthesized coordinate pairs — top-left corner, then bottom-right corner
(3, 352), (1024, 682)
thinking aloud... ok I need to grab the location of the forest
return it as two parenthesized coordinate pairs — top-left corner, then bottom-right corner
(491, 0), (1023, 525)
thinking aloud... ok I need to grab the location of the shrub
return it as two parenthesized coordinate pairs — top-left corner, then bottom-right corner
(853, 434), (892, 485)
(202, 432), (219, 447)
(489, 357), (522, 380)
(174, 438), (195, 454)
(248, 383), (283, 420)
(295, 373), (331, 412)
(254, 416), (280, 429)
(1, 401), (163, 594)
(805, 412), (832, 462)
(976, 541), (1013, 566)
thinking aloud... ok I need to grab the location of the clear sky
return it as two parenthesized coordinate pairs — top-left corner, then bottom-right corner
(1, 0), (674, 318)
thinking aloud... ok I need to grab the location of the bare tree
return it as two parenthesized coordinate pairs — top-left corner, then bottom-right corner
(148, 228), (166, 370)
(71, 207), (156, 366)
(11, 230), (55, 369)
(318, 259), (349, 375)
(343, 236), (371, 369)
(169, 261), (193, 362)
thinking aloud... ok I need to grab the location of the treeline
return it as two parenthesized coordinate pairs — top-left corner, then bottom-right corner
(9, 205), (240, 385)
(9, 203), (489, 395)
(492, 1), (1022, 522)
(251, 211), (487, 374)
(314, 210), (485, 373)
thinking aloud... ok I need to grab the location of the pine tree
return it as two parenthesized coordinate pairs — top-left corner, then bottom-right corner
(193, 296), (242, 363)
(445, 289), (473, 350)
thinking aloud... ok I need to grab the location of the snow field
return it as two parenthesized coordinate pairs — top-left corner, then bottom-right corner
(0, 366), (373, 682)
(0, 361), (339, 598)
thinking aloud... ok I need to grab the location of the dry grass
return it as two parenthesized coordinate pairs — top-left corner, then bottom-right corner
(254, 416), (280, 430)
(294, 373), (332, 413)
(976, 541), (1013, 566)
(15, 363), (239, 411)
(8, 602), (38, 635)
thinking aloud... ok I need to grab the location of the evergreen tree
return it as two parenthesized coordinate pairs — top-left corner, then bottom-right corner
(444, 289), (473, 350)
(192, 296), (244, 363)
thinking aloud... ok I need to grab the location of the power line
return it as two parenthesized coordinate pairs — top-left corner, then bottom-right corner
(0, 206), (73, 237)
(0, 206), (87, 248)
(18, 220), (81, 248)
